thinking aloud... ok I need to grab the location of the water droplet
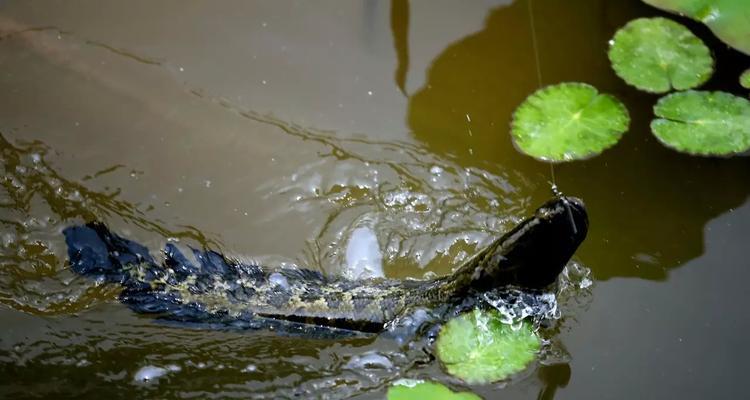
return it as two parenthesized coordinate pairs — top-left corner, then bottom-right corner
(241, 364), (258, 373)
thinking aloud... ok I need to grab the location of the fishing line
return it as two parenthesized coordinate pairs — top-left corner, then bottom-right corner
(527, 0), (557, 193)
(527, 0), (577, 235)
(527, 0), (543, 90)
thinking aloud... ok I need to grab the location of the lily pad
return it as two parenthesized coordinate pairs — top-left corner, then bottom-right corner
(435, 309), (541, 384)
(741, 69), (750, 89)
(608, 17), (713, 93)
(643, 0), (750, 55)
(510, 82), (630, 162)
(651, 90), (750, 155)
(387, 380), (481, 400)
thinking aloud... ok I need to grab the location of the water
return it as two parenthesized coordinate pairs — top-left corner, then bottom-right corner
(1, 0), (749, 398)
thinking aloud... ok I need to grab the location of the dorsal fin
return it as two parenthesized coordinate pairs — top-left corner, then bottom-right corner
(277, 267), (328, 283)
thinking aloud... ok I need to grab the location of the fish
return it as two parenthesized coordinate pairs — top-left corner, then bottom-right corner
(63, 196), (588, 336)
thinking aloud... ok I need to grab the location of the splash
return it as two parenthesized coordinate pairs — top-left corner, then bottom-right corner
(0, 133), (219, 314)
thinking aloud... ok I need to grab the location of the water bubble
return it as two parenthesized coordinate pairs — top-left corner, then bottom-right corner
(241, 364), (258, 373)
(422, 271), (438, 279)
(65, 190), (82, 202)
(579, 277), (593, 289)
(134, 365), (168, 383)
(345, 352), (393, 370)
(268, 272), (290, 290)
(1, 233), (15, 248)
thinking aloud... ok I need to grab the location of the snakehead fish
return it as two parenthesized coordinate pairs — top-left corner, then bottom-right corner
(64, 196), (588, 335)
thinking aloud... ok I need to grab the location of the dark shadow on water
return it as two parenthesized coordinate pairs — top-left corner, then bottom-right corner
(406, 0), (750, 281)
(536, 363), (570, 400)
(390, 0), (409, 96)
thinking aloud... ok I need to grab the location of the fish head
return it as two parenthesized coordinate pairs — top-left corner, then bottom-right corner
(470, 196), (588, 291)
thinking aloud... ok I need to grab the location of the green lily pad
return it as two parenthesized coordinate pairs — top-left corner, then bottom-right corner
(741, 69), (750, 89)
(608, 17), (713, 93)
(435, 309), (541, 384)
(651, 90), (750, 155)
(643, 0), (750, 55)
(387, 380), (481, 400)
(510, 82), (630, 162)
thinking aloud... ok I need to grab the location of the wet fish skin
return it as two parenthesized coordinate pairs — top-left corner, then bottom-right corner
(63, 196), (587, 334)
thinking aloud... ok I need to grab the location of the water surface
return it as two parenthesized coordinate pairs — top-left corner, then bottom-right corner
(1, 0), (749, 398)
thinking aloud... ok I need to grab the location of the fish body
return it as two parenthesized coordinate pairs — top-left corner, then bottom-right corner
(64, 196), (588, 335)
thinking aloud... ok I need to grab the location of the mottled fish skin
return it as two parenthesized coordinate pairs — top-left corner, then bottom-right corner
(64, 196), (588, 334)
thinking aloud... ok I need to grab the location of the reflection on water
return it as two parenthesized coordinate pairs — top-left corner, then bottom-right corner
(1, 0), (749, 398)
(0, 128), (593, 398)
(390, 0), (409, 95)
(407, 0), (750, 280)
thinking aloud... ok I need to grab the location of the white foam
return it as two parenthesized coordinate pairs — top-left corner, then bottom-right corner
(344, 226), (384, 279)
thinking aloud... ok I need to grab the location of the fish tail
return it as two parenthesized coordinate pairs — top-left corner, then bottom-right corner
(63, 222), (245, 322)
(63, 222), (157, 284)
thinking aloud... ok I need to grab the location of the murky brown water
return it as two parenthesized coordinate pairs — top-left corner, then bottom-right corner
(1, 0), (749, 398)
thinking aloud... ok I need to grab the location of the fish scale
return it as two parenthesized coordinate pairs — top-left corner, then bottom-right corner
(64, 196), (588, 337)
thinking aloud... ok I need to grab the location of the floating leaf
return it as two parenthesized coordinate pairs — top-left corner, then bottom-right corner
(387, 380), (481, 400)
(608, 17), (713, 93)
(643, 0), (750, 55)
(651, 90), (750, 155)
(741, 69), (750, 89)
(435, 309), (541, 384)
(510, 82), (630, 162)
